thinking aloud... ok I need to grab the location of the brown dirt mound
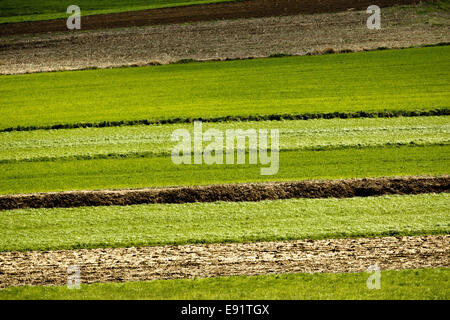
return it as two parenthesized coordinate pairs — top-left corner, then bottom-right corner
(0, 235), (447, 288)
(0, 175), (448, 210)
(0, 0), (426, 36)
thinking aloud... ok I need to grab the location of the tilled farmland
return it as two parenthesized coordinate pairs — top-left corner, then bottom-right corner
(1, 4), (449, 75)
(0, 235), (448, 288)
(0, 0), (449, 299)
(0, 0), (425, 36)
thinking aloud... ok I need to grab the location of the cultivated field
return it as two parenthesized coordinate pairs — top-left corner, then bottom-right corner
(0, 0), (448, 300)
(1, 46), (449, 130)
(1, 2), (449, 75)
(1, 193), (448, 251)
(0, 0), (427, 35)
(0, 0), (236, 24)
(1, 117), (448, 162)
(1, 235), (448, 288)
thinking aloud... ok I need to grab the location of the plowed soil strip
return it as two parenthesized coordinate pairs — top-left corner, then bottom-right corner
(1, 176), (448, 211)
(0, 0), (424, 36)
(0, 235), (448, 288)
(2, 5), (449, 75)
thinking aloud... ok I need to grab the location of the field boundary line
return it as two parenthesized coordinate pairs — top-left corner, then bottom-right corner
(1, 175), (448, 210)
(2, 109), (449, 133)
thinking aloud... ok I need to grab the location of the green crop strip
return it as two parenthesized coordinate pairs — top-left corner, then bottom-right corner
(0, 194), (448, 252)
(0, 268), (447, 300)
(0, 145), (448, 195)
(1, 116), (448, 163)
(0, 0), (237, 24)
(1, 46), (449, 131)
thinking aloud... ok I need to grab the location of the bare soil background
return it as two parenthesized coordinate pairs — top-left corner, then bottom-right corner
(0, 235), (447, 288)
(0, 0), (426, 36)
(1, 5), (449, 74)
(1, 176), (448, 210)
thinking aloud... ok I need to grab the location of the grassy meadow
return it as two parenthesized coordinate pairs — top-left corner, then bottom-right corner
(1, 46), (449, 131)
(0, 38), (449, 301)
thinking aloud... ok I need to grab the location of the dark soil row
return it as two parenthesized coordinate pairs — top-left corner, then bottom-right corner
(0, 0), (428, 36)
(1, 175), (448, 210)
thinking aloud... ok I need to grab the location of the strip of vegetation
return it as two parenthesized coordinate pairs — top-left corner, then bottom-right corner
(1, 109), (448, 133)
(1, 46), (448, 131)
(0, 145), (448, 195)
(1, 116), (447, 162)
(0, 193), (448, 251)
(3, 143), (449, 164)
(1, 268), (448, 300)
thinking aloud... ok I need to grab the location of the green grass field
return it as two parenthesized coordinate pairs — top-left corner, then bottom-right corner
(0, 38), (448, 300)
(1, 116), (448, 162)
(0, 0), (236, 24)
(0, 194), (448, 251)
(1, 46), (449, 131)
(1, 145), (448, 194)
(1, 269), (448, 300)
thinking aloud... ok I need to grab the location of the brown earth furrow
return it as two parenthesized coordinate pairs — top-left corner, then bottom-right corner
(0, 0), (427, 36)
(2, 5), (449, 75)
(0, 176), (448, 211)
(0, 235), (448, 288)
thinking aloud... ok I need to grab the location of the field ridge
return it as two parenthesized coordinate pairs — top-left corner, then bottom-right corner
(1, 175), (448, 210)
(2, 109), (448, 133)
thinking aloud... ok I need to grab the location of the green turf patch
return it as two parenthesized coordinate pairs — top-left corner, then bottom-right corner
(0, 193), (448, 251)
(0, 46), (449, 131)
(0, 0), (237, 24)
(0, 268), (448, 300)
(0, 144), (448, 194)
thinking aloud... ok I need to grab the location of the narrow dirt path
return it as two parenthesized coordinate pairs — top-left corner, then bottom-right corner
(1, 176), (448, 210)
(0, 235), (448, 288)
(0, 0), (425, 36)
